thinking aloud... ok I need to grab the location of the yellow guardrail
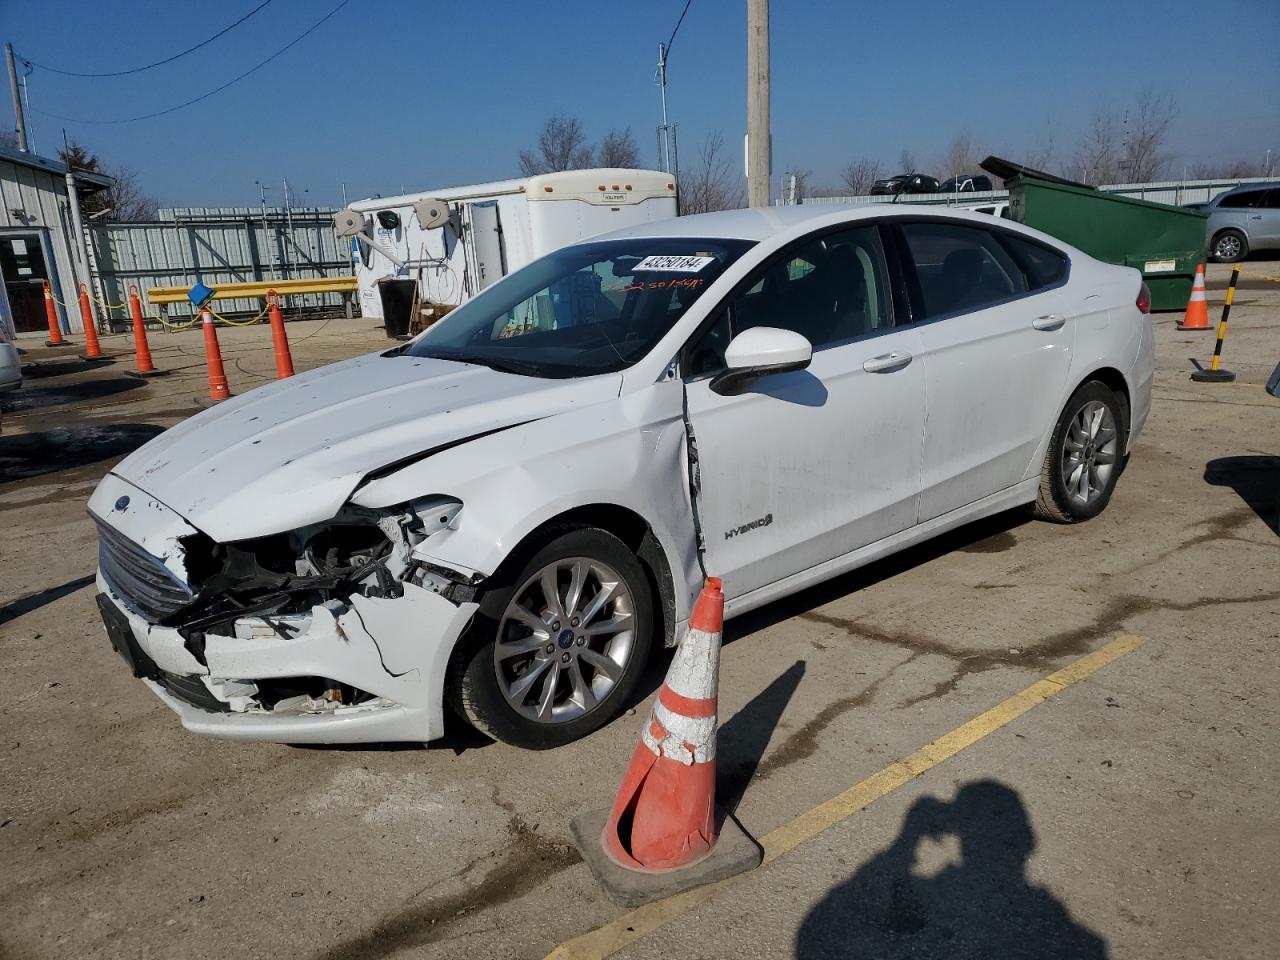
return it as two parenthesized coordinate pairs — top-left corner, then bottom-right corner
(145, 275), (358, 305)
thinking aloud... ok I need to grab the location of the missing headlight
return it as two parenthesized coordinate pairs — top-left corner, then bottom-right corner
(171, 498), (463, 633)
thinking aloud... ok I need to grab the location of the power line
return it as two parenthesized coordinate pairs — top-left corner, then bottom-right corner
(30, 0), (352, 125)
(665, 0), (694, 57)
(23, 0), (278, 78)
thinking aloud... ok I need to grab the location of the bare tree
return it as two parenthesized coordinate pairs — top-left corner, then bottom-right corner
(1067, 109), (1122, 185)
(898, 148), (917, 174)
(940, 132), (980, 179)
(598, 127), (640, 168)
(1067, 92), (1176, 186)
(1120, 89), (1175, 182)
(1022, 121), (1058, 174)
(783, 168), (812, 203)
(840, 157), (882, 196)
(680, 132), (744, 214)
(59, 139), (157, 221)
(518, 114), (595, 175)
(106, 165), (159, 221)
(1189, 158), (1267, 179)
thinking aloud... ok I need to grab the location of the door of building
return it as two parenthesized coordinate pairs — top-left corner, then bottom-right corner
(0, 233), (52, 334)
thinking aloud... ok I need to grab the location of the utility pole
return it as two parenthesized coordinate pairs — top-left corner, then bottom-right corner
(62, 128), (96, 331)
(746, 0), (770, 207)
(6, 43), (29, 152)
(656, 42), (671, 173)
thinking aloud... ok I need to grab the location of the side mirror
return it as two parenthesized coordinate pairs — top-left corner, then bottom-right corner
(710, 327), (812, 395)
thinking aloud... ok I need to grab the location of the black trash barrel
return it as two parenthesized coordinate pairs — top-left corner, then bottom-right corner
(377, 279), (416, 338)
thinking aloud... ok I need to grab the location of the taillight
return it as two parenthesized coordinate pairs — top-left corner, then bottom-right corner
(1136, 282), (1151, 314)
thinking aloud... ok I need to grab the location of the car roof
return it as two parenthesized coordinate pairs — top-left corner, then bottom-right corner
(1218, 181), (1279, 195)
(595, 202), (1030, 243)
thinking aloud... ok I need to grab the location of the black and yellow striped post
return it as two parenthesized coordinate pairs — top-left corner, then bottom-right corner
(1191, 264), (1239, 383)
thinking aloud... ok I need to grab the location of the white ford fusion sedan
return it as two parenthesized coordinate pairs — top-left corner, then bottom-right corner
(89, 205), (1153, 749)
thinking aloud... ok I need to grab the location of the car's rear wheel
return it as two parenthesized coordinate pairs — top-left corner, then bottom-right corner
(1211, 229), (1248, 263)
(447, 525), (654, 749)
(1033, 381), (1127, 523)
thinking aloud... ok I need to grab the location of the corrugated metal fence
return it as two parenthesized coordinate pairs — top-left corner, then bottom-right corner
(90, 207), (354, 326)
(801, 177), (1271, 208)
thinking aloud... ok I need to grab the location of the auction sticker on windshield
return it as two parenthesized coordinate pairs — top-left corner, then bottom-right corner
(634, 255), (716, 272)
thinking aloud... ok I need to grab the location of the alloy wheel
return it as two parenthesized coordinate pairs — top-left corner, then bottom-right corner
(494, 557), (636, 724)
(1060, 400), (1118, 505)
(1215, 235), (1242, 260)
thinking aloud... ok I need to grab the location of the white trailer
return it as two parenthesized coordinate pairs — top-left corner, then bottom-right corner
(342, 168), (677, 322)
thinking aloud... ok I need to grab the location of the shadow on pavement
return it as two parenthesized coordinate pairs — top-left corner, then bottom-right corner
(0, 376), (142, 412)
(795, 780), (1108, 959)
(718, 660), (806, 817)
(1205, 455), (1279, 535)
(0, 573), (97, 627)
(728, 509), (1031, 642)
(0, 424), (164, 484)
(21, 358), (118, 378)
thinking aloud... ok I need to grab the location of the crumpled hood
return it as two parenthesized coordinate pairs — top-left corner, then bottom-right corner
(110, 352), (621, 542)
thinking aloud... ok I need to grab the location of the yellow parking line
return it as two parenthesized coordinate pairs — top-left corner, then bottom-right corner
(547, 633), (1147, 960)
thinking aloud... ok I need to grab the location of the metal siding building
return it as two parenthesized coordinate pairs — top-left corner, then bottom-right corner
(91, 207), (353, 322)
(0, 144), (113, 338)
(801, 177), (1270, 208)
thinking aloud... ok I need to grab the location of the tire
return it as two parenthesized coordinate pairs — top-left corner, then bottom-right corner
(1033, 381), (1127, 524)
(446, 525), (655, 749)
(1211, 229), (1248, 263)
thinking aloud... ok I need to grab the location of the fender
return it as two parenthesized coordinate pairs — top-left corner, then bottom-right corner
(350, 378), (703, 623)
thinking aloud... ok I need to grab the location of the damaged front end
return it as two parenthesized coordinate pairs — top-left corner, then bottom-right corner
(89, 475), (480, 744)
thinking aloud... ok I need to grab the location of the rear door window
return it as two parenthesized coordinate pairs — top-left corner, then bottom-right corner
(998, 234), (1069, 290)
(1219, 190), (1262, 209)
(898, 221), (1027, 320)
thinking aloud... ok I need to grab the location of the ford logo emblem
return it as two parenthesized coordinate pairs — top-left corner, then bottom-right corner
(114, 495), (130, 512)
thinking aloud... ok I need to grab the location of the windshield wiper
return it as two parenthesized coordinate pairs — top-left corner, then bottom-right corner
(424, 352), (544, 377)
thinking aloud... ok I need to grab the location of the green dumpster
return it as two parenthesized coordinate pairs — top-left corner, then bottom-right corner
(982, 157), (1207, 312)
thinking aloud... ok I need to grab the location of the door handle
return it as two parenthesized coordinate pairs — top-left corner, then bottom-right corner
(1032, 313), (1066, 331)
(862, 351), (912, 373)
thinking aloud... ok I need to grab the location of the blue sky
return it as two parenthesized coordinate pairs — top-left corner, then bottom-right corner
(6, 0), (1278, 207)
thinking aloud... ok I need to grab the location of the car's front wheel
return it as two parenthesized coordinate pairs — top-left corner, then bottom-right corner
(1033, 381), (1127, 523)
(1211, 229), (1248, 263)
(447, 525), (655, 749)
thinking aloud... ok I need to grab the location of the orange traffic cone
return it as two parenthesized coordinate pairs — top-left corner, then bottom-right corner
(201, 307), (231, 402)
(1178, 263), (1210, 330)
(266, 290), (295, 378)
(572, 578), (762, 906)
(78, 284), (106, 361)
(43, 281), (69, 346)
(126, 285), (159, 377)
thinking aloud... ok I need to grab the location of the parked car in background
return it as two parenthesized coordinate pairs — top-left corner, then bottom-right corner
(0, 321), (22, 393)
(89, 206), (1152, 750)
(963, 200), (1011, 218)
(870, 173), (941, 196)
(940, 175), (994, 193)
(1199, 181), (1280, 262)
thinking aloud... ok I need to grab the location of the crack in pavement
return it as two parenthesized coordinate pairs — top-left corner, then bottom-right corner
(313, 813), (581, 960)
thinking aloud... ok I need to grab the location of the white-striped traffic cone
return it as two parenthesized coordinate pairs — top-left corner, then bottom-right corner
(602, 577), (724, 870)
(571, 577), (761, 906)
(1178, 263), (1210, 330)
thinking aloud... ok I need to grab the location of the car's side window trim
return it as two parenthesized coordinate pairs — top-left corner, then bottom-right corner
(882, 216), (1072, 327)
(679, 220), (901, 381)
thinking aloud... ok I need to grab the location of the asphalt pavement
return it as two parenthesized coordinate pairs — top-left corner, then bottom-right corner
(1, 262), (1276, 959)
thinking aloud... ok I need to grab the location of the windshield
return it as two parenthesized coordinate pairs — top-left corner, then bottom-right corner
(404, 237), (755, 377)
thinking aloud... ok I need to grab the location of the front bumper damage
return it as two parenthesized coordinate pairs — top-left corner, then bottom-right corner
(89, 474), (479, 744)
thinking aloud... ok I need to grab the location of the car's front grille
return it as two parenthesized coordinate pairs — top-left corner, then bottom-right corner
(95, 519), (195, 622)
(154, 671), (229, 713)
